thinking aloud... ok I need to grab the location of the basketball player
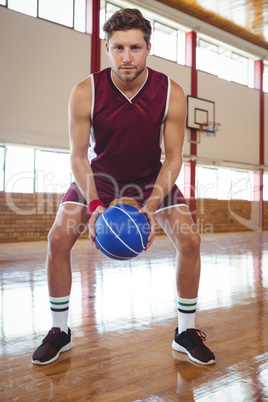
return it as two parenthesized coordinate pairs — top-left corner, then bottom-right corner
(32, 8), (215, 366)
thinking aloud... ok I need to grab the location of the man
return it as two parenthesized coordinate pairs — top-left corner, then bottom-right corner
(32, 8), (215, 366)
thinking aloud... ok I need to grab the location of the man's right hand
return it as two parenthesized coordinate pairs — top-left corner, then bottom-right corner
(88, 206), (105, 249)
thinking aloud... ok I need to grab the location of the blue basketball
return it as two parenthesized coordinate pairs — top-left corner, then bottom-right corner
(95, 204), (150, 260)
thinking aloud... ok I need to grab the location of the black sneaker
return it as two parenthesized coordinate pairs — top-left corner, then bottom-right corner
(32, 327), (72, 365)
(172, 327), (215, 365)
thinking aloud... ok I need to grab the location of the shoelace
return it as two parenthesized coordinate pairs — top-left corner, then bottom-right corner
(189, 329), (207, 343)
(42, 328), (60, 344)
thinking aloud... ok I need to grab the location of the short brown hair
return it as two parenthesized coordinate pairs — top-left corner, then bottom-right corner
(103, 8), (152, 46)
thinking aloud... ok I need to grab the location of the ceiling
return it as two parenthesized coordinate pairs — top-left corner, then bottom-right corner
(156, 0), (268, 50)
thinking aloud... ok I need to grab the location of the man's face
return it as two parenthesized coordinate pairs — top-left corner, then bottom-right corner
(106, 29), (151, 83)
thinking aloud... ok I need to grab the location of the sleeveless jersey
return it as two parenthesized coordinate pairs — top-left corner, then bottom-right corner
(88, 67), (170, 182)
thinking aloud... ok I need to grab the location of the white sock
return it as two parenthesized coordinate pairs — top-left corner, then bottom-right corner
(49, 295), (70, 334)
(177, 297), (197, 334)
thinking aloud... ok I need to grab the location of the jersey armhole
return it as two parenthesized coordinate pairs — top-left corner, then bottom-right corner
(159, 76), (171, 149)
(163, 76), (171, 122)
(90, 74), (95, 122)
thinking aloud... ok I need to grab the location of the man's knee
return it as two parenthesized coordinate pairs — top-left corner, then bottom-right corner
(177, 229), (201, 256)
(47, 226), (69, 257)
(189, 230), (201, 252)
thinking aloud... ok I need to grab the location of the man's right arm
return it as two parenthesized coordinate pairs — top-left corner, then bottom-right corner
(68, 78), (98, 204)
(68, 78), (104, 244)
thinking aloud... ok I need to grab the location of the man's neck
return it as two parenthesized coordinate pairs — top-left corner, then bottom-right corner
(111, 68), (148, 99)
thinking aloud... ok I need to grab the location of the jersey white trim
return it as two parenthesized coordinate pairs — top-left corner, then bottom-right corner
(163, 76), (171, 121)
(88, 131), (97, 162)
(110, 67), (148, 103)
(90, 74), (95, 121)
(60, 201), (87, 208)
(159, 76), (171, 148)
(154, 203), (189, 215)
(88, 74), (97, 163)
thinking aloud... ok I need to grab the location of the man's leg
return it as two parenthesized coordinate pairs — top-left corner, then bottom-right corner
(47, 203), (89, 296)
(32, 203), (89, 365)
(155, 205), (215, 365)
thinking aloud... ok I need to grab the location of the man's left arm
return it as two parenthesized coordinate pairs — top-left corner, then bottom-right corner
(139, 79), (186, 248)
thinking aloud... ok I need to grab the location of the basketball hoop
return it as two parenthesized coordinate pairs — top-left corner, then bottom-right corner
(200, 122), (221, 137)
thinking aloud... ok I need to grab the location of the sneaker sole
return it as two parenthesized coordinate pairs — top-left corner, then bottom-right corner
(32, 341), (72, 366)
(172, 340), (215, 366)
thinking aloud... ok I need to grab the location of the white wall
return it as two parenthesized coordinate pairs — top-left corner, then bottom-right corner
(0, 7), (91, 150)
(198, 71), (260, 165)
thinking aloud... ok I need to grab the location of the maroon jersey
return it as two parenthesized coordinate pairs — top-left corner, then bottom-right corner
(88, 67), (170, 182)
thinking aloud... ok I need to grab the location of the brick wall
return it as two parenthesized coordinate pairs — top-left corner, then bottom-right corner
(195, 199), (267, 233)
(0, 192), (62, 242)
(0, 192), (267, 242)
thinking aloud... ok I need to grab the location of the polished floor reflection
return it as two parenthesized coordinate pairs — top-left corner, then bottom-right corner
(0, 231), (267, 401)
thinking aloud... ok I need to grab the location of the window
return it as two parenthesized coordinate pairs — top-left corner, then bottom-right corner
(218, 48), (252, 86)
(5, 146), (35, 193)
(8, 0), (37, 16)
(230, 170), (253, 200)
(74, 0), (86, 32)
(35, 150), (72, 193)
(217, 168), (231, 200)
(197, 36), (255, 87)
(3, 0), (86, 32)
(39, 0), (74, 27)
(0, 145), (72, 193)
(196, 166), (218, 198)
(0, 144), (264, 202)
(153, 22), (177, 62)
(177, 30), (186, 65)
(100, 2), (106, 38)
(231, 53), (248, 86)
(197, 39), (218, 76)
(100, 2), (120, 39)
(196, 166), (255, 201)
(218, 48), (233, 81)
(105, 2), (121, 21)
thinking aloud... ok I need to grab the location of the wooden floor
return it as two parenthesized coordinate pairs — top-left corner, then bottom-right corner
(0, 231), (268, 401)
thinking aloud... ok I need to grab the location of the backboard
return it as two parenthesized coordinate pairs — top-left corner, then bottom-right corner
(186, 96), (215, 131)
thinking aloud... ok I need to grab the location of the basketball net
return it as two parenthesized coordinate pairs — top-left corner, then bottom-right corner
(199, 122), (221, 137)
